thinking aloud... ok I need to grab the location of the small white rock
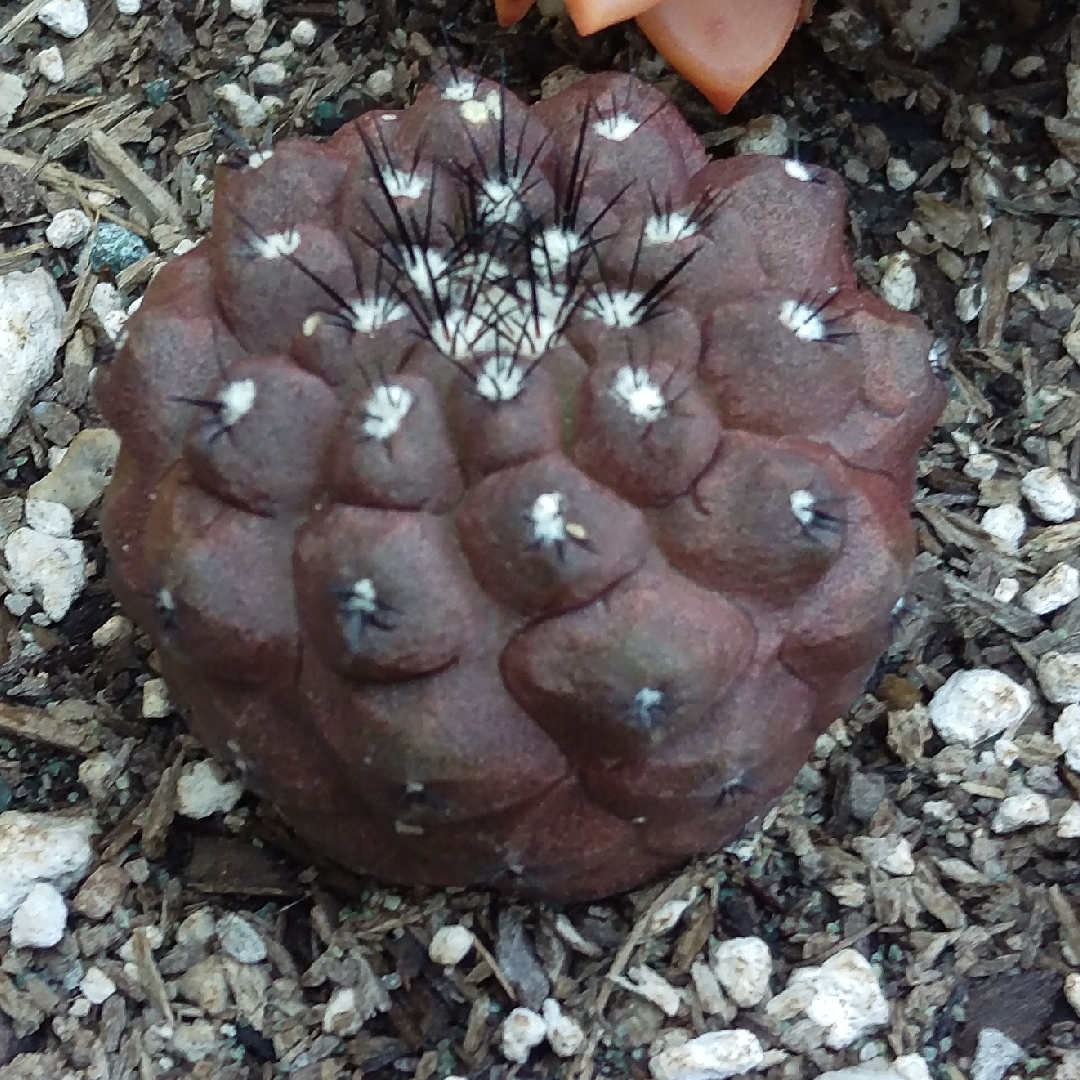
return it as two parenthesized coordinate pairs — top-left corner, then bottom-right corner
(46, 208), (92, 249)
(215, 912), (266, 964)
(765, 949), (889, 1051)
(500, 1006), (546, 1064)
(79, 966), (117, 1004)
(214, 82), (269, 128)
(1068, 973), (1080, 1018)
(177, 760), (243, 819)
(928, 669), (1031, 747)
(0, 73), (27, 129)
(542, 998), (584, 1057)
(1038, 651), (1080, 705)
(323, 987), (364, 1037)
(649, 1029), (764, 1080)
(886, 158), (918, 190)
(1054, 705), (1080, 771)
(991, 790), (1050, 833)
(735, 115), (789, 157)
(35, 46), (66, 84)
(1058, 801), (1080, 838)
(981, 504), (1026, 553)
(1021, 563), (1080, 615)
(1020, 467), (1078, 523)
(964, 452), (998, 481)
(250, 61), (287, 86)
(3, 526), (86, 622)
(428, 925), (474, 967)
(115, 0), (141, 13)
(89, 282), (130, 342)
(955, 284), (985, 323)
(0, 813), (95, 921)
(11, 881), (68, 948)
(712, 937), (772, 1008)
(971, 1027), (1024, 1080)
(291, 18), (317, 46)
(816, 1056), (931, 1080)
(852, 835), (915, 876)
(879, 252), (919, 311)
(141, 677), (172, 719)
(92, 614), (132, 648)
(613, 964), (683, 1016)
(230, 0), (264, 17)
(25, 498), (73, 538)
(993, 577), (1019, 604)
(0, 268), (65, 439)
(38, 0), (89, 38)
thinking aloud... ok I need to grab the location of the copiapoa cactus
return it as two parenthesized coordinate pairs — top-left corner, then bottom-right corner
(96, 67), (944, 901)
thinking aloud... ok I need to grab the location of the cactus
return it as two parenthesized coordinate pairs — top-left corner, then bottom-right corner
(96, 69), (944, 900)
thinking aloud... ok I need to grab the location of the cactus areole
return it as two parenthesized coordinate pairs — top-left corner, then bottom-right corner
(97, 70), (944, 901)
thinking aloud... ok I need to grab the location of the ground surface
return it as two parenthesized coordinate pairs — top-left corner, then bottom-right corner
(1, 0), (1080, 1078)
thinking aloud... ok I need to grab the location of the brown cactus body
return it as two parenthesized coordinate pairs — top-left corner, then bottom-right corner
(96, 70), (944, 900)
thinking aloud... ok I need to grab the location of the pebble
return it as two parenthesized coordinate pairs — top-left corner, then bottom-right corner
(764, 949), (889, 1051)
(291, 18), (317, 46)
(115, 0), (141, 13)
(899, 0), (960, 49)
(735, 115), (788, 156)
(1067, 973), (1080, 1018)
(28, 427), (121, 515)
(3, 525), (86, 622)
(963, 452), (998, 480)
(542, 997), (584, 1057)
(991, 790), (1050, 833)
(92, 614), (132, 648)
(1038, 651), (1080, 705)
(10, 881), (68, 948)
(0, 268), (65, 439)
(215, 82), (270, 128)
(215, 912), (266, 964)
(25, 498), (73, 538)
(1020, 466), (1078, 523)
(230, 0), (264, 17)
(500, 1006), (546, 1064)
(886, 158), (919, 190)
(1021, 563), (1080, 615)
(1059, 802), (1080, 838)
(177, 760), (242, 819)
(72, 863), (130, 920)
(428, 924), (474, 967)
(79, 966), (117, 1004)
(816, 1056), (930, 1080)
(649, 1029), (764, 1080)
(177, 956), (230, 1014)
(852, 835), (915, 876)
(981, 504), (1026, 553)
(971, 1027), (1024, 1080)
(38, 0), (88, 37)
(177, 907), (217, 947)
(712, 937), (772, 1008)
(249, 61), (287, 86)
(35, 46), (66, 84)
(46, 208), (92, 249)
(955, 283), (985, 322)
(927, 669), (1031, 747)
(141, 677), (172, 719)
(88, 224), (149, 274)
(0, 73), (26, 130)
(1055, 706), (1080, 772)
(322, 987), (365, 1037)
(879, 252), (919, 311)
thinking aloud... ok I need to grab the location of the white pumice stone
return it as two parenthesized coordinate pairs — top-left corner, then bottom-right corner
(542, 998), (584, 1057)
(1038, 651), (1080, 705)
(1054, 705), (1080, 772)
(38, 0), (89, 38)
(991, 790), (1050, 833)
(928, 669), (1031, 747)
(649, 1028), (765, 1080)
(291, 18), (317, 46)
(712, 937), (772, 1008)
(46, 208), (92, 248)
(428, 925), (475, 967)
(35, 46), (66, 83)
(115, 0), (141, 11)
(80, 966), (117, 1004)
(177, 760), (243, 819)
(24, 498), (74, 538)
(11, 881), (68, 948)
(963, 452), (998, 480)
(879, 252), (919, 311)
(971, 1028), (1024, 1080)
(993, 577), (1019, 604)
(500, 1006), (546, 1064)
(1067, 973), (1080, 1018)
(0, 268), (65, 439)
(852, 835), (915, 876)
(1021, 563), (1080, 615)
(981, 504), (1026, 553)
(764, 949), (889, 1050)
(230, 0), (264, 18)
(214, 83), (269, 128)
(1020, 466), (1078, 523)
(1060, 803), (1080, 839)
(3, 526), (86, 622)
